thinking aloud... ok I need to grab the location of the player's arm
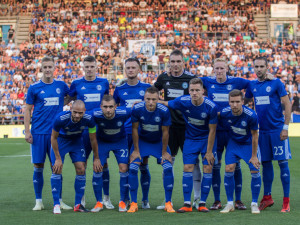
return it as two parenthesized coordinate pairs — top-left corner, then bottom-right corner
(24, 104), (33, 144)
(89, 129), (102, 172)
(130, 121), (141, 163)
(64, 95), (76, 105)
(204, 123), (216, 166)
(161, 125), (172, 163)
(158, 100), (168, 107)
(51, 130), (63, 174)
(280, 95), (292, 141)
(249, 129), (260, 169)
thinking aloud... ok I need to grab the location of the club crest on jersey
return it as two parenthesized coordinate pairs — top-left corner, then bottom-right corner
(139, 90), (145, 96)
(227, 85), (232, 90)
(182, 82), (188, 89)
(97, 85), (102, 91)
(241, 121), (247, 127)
(56, 88), (61, 94)
(266, 86), (271, 92)
(155, 117), (161, 122)
(201, 112), (207, 118)
(117, 121), (123, 126)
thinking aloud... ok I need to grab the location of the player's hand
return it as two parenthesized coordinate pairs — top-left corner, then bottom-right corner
(280, 129), (288, 141)
(204, 152), (215, 166)
(161, 152), (173, 164)
(25, 131), (33, 144)
(93, 158), (102, 173)
(265, 73), (274, 81)
(132, 100), (142, 108)
(53, 159), (63, 174)
(130, 150), (141, 163)
(249, 156), (260, 170)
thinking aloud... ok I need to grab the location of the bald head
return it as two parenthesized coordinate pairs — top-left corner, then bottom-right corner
(73, 100), (85, 109)
(71, 100), (86, 123)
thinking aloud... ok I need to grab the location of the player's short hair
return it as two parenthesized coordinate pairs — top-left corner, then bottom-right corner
(189, 78), (203, 87)
(101, 94), (116, 104)
(214, 57), (227, 66)
(229, 89), (244, 100)
(145, 86), (159, 95)
(84, 56), (96, 63)
(41, 56), (54, 64)
(170, 49), (183, 59)
(72, 100), (85, 108)
(125, 57), (141, 67)
(254, 56), (268, 66)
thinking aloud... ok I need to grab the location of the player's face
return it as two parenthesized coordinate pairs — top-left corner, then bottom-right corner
(71, 105), (86, 123)
(254, 59), (268, 79)
(41, 61), (55, 80)
(169, 54), (184, 74)
(144, 92), (159, 111)
(101, 100), (117, 119)
(125, 61), (140, 79)
(189, 83), (203, 102)
(83, 61), (97, 80)
(229, 95), (244, 115)
(214, 61), (227, 81)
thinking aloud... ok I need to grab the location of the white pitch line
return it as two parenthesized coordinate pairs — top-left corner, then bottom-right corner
(0, 155), (31, 158)
(0, 143), (26, 145)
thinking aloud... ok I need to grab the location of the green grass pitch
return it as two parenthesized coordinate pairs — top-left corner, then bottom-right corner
(0, 138), (299, 225)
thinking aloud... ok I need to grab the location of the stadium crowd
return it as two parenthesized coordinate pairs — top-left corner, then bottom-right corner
(0, 0), (300, 124)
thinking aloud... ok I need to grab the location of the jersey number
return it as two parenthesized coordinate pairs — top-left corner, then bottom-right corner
(120, 149), (128, 158)
(81, 149), (86, 158)
(274, 146), (283, 156)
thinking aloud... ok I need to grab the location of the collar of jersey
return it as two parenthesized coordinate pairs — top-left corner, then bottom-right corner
(215, 75), (228, 84)
(84, 76), (97, 82)
(40, 79), (54, 85)
(126, 80), (140, 86)
(171, 70), (185, 78)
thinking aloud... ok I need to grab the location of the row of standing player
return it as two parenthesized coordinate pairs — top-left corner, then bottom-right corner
(24, 51), (292, 214)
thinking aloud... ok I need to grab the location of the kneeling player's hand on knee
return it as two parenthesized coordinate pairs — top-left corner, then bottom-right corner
(130, 150), (141, 163)
(249, 156), (260, 170)
(93, 158), (102, 173)
(204, 152), (215, 166)
(162, 152), (173, 164)
(53, 159), (63, 174)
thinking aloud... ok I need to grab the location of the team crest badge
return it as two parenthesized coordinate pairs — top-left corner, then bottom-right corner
(117, 121), (123, 126)
(227, 85), (232, 90)
(139, 90), (145, 96)
(155, 117), (161, 122)
(182, 82), (188, 89)
(266, 86), (271, 92)
(97, 85), (102, 90)
(241, 121), (247, 127)
(201, 112), (207, 118)
(56, 88), (61, 94)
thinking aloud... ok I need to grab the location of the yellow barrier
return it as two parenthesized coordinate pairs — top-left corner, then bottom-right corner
(0, 124), (300, 138)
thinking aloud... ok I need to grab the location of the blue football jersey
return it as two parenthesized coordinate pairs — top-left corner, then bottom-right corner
(245, 79), (287, 131)
(220, 106), (258, 144)
(92, 106), (130, 142)
(201, 76), (249, 112)
(113, 81), (151, 134)
(52, 111), (95, 139)
(69, 77), (109, 111)
(168, 96), (218, 140)
(131, 102), (171, 143)
(26, 79), (69, 134)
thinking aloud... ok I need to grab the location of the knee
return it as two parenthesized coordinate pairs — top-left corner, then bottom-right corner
(75, 165), (86, 175)
(34, 163), (44, 168)
(184, 164), (194, 172)
(119, 163), (128, 173)
(213, 162), (221, 170)
(103, 163), (108, 168)
(203, 165), (212, 173)
(140, 164), (149, 174)
(142, 158), (148, 164)
(225, 164), (235, 172)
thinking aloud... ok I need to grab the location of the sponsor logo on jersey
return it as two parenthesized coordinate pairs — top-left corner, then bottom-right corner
(211, 85), (215, 89)
(56, 88), (61, 94)
(139, 90), (145, 96)
(84, 93), (101, 102)
(142, 124), (159, 132)
(44, 97), (59, 106)
(255, 96), (270, 105)
(185, 110), (190, 113)
(40, 90), (45, 94)
(188, 117), (205, 126)
(212, 93), (229, 102)
(97, 85), (102, 90)
(155, 117), (161, 122)
(231, 126), (247, 135)
(166, 82), (170, 85)
(253, 88), (257, 92)
(228, 120), (232, 123)
(81, 86), (86, 90)
(123, 92), (128, 95)
(182, 82), (188, 89)
(125, 99), (141, 108)
(103, 129), (121, 135)
(140, 116), (145, 120)
(167, 89), (184, 98)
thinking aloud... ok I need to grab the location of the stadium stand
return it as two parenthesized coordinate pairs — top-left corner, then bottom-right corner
(0, 0), (299, 124)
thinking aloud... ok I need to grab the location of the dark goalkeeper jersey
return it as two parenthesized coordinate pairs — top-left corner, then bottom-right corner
(154, 70), (196, 127)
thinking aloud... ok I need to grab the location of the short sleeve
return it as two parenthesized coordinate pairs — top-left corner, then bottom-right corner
(237, 78), (249, 90)
(52, 116), (62, 132)
(200, 76), (208, 88)
(113, 87), (120, 104)
(162, 109), (172, 126)
(249, 113), (259, 131)
(69, 80), (77, 97)
(245, 84), (253, 99)
(63, 82), (70, 96)
(276, 79), (287, 97)
(26, 85), (35, 105)
(104, 80), (109, 95)
(209, 106), (218, 124)
(131, 106), (139, 123)
(168, 97), (182, 110)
